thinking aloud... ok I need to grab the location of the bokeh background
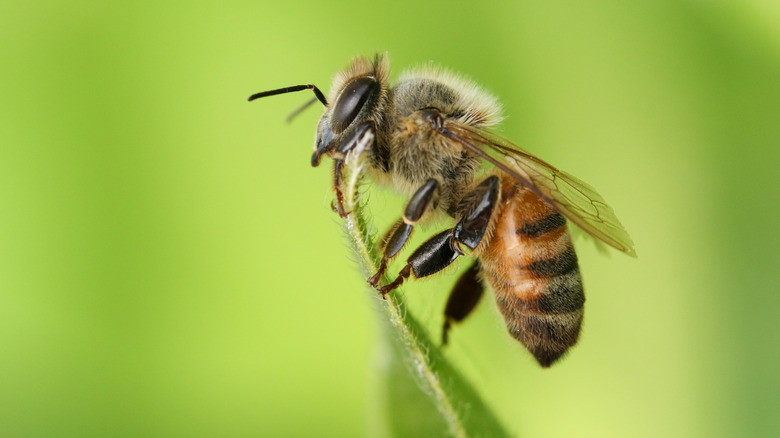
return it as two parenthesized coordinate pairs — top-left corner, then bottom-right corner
(2, 0), (780, 437)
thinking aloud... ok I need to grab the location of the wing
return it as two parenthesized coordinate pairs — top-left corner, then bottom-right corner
(441, 121), (636, 257)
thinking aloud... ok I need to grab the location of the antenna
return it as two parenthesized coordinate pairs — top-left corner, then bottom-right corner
(248, 84), (328, 106)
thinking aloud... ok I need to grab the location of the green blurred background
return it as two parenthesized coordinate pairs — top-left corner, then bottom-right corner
(2, 0), (780, 436)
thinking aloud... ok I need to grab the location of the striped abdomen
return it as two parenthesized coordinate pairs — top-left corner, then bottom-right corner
(477, 178), (584, 367)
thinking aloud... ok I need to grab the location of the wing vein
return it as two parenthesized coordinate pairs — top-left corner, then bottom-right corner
(439, 121), (636, 257)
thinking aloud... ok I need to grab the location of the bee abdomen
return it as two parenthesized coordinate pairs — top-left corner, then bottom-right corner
(494, 254), (584, 367)
(498, 256), (585, 367)
(479, 185), (585, 367)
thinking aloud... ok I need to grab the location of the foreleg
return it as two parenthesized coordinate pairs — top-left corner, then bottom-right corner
(326, 122), (374, 218)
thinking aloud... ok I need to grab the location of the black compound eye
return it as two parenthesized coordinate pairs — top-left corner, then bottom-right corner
(331, 77), (379, 133)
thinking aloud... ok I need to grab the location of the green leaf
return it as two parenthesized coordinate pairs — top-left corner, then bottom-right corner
(340, 135), (510, 438)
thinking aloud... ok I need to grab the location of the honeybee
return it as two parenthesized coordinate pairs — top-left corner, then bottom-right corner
(249, 54), (635, 367)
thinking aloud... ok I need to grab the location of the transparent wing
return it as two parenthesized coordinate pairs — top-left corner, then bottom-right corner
(441, 122), (636, 257)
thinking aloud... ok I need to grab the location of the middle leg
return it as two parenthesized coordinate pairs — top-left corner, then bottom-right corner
(368, 178), (440, 287)
(376, 175), (500, 296)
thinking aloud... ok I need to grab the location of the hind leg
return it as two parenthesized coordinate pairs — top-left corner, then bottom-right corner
(442, 262), (484, 345)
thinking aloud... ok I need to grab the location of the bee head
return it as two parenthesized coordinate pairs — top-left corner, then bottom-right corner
(248, 54), (390, 167)
(311, 54), (390, 166)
